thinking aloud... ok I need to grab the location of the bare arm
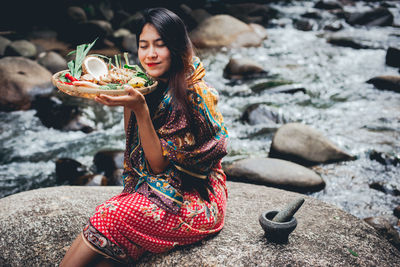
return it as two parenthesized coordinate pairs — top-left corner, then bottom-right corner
(96, 86), (169, 174)
(123, 107), (131, 135)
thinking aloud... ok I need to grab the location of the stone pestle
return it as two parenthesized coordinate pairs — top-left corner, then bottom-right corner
(272, 197), (305, 222)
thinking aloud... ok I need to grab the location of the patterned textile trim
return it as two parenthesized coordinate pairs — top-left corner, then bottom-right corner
(82, 221), (132, 264)
(174, 164), (207, 179)
(136, 182), (181, 214)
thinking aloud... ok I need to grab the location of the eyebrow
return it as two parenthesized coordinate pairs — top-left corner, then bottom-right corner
(139, 38), (163, 43)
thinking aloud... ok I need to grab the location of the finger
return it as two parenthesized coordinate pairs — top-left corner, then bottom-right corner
(124, 86), (143, 96)
(94, 96), (112, 106)
(95, 95), (123, 106)
(123, 84), (133, 90)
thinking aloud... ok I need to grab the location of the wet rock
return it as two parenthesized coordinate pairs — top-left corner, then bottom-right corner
(175, 4), (198, 31)
(249, 23), (268, 40)
(364, 216), (400, 250)
(241, 103), (287, 125)
(97, 2), (114, 22)
(55, 158), (90, 184)
(380, 2), (397, 9)
(394, 206), (400, 219)
(0, 36), (11, 56)
(37, 51), (67, 74)
(112, 28), (134, 53)
(66, 6), (87, 24)
(369, 181), (400, 197)
(63, 116), (94, 133)
(224, 157), (325, 193)
(346, 7), (394, 27)
(250, 80), (294, 93)
(386, 47), (400, 68)
(223, 57), (267, 80)
(294, 19), (314, 31)
(190, 8), (212, 25)
(369, 150), (400, 166)
(27, 29), (58, 40)
(76, 20), (113, 44)
(223, 3), (278, 26)
(29, 38), (71, 58)
(121, 34), (138, 55)
(78, 174), (108, 186)
(301, 12), (322, 20)
(323, 21), (343, 32)
(266, 84), (306, 94)
(269, 123), (354, 166)
(31, 95), (93, 133)
(327, 37), (368, 49)
(314, 1), (343, 10)
(3, 183), (398, 266)
(366, 75), (400, 93)
(113, 28), (131, 39)
(4, 40), (37, 58)
(0, 57), (52, 111)
(189, 15), (264, 48)
(93, 150), (125, 185)
(55, 158), (107, 186)
(120, 12), (144, 35)
(369, 181), (386, 194)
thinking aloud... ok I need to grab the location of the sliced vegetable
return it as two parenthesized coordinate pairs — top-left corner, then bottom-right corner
(72, 81), (100, 88)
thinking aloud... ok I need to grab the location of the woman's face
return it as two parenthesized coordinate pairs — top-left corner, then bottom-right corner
(138, 23), (171, 80)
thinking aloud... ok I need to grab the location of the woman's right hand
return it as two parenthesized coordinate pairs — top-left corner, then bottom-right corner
(94, 85), (148, 115)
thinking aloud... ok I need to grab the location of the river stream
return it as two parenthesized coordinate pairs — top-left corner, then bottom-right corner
(0, 1), (399, 225)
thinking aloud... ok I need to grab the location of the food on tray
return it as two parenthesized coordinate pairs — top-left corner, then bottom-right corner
(54, 39), (156, 96)
(81, 56), (108, 80)
(128, 77), (147, 88)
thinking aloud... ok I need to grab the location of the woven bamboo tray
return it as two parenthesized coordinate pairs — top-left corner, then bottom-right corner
(52, 70), (158, 99)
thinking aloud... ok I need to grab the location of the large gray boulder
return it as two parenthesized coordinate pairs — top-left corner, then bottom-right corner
(0, 36), (11, 56)
(37, 51), (68, 74)
(269, 123), (354, 166)
(224, 157), (325, 193)
(1, 183), (399, 266)
(66, 6), (87, 24)
(189, 15), (265, 48)
(346, 7), (394, 27)
(386, 47), (400, 68)
(4, 40), (37, 58)
(0, 57), (53, 111)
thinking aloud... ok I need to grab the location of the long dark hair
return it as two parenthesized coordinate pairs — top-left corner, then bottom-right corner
(136, 8), (214, 202)
(136, 8), (193, 117)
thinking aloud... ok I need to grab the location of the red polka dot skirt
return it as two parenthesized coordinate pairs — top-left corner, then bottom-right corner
(83, 167), (227, 264)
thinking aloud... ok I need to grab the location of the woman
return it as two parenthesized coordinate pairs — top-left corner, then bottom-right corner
(60, 7), (228, 266)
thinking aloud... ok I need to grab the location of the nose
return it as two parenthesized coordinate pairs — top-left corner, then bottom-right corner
(147, 45), (157, 59)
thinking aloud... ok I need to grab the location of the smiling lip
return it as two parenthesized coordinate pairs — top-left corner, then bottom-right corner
(147, 63), (159, 67)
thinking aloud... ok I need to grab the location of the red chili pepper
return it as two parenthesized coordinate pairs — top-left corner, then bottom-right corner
(59, 81), (73, 85)
(65, 73), (78, 82)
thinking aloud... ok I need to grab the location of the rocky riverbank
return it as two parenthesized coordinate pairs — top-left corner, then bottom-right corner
(1, 0), (400, 262)
(1, 183), (399, 266)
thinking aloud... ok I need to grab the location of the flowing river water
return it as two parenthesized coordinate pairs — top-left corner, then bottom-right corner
(0, 1), (399, 225)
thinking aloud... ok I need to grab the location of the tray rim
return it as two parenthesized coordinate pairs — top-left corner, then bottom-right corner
(51, 70), (158, 99)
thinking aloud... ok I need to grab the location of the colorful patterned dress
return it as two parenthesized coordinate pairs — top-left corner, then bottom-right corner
(83, 57), (229, 264)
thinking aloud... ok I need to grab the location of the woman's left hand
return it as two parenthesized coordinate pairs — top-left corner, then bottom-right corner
(94, 85), (147, 113)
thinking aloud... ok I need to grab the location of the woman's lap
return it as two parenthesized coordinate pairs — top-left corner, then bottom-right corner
(84, 171), (227, 262)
